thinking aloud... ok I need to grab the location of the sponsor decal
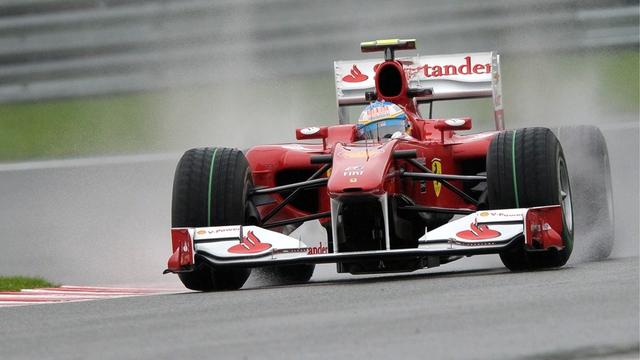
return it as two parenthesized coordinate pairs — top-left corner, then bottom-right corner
(197, 226), (240, 236)
(228, 231), (272, 254)
(300, 127), (320, 135)
(307, 242), (328, 255)
(273, 248), (308, 255)
(342, 65), (368, 83)
(456, 222), (501, 240)
(404, 56), (491, 79)
(444, 118), (466, 127)
(480, 211), (521, 218)
(343, 165), (364, 177)
(272, 243), (329, 255)
(431, 158), (442, 197)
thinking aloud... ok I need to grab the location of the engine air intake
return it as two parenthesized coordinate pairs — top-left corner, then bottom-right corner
(377, 63), (404, 98)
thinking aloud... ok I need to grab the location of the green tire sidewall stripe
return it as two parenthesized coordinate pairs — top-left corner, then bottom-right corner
(511, 130), (520, 208)
(207, 148), (218, 227)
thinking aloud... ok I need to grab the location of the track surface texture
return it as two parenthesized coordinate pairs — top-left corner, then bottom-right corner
(0, 256), (637, 360)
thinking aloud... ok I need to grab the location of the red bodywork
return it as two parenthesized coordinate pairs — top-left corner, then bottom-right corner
(164, 45), (571, 278)
(166, 228), (194, 271)
(245, 59), (497, 227)
(247, 126), (494, 223)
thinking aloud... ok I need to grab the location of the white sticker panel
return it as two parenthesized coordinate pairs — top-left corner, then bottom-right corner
(194, 225), (242, 240)
(475, 208), (526, 223)
(335, 52), (495, 104)
(419, 209), (525, 248)
(195, 226), (308, 259)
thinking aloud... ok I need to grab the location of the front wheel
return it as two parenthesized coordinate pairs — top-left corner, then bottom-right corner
(256, 264), (315, 285)
(171, 147), (253, 291)
(487, 127), (573, 270)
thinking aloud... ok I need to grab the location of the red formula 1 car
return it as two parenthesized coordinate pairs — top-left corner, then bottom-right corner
(165, 39), (605, 291)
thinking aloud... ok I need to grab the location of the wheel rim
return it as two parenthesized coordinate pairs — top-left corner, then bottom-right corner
(603, 152), (614, 226)
(558, 157), (573, 234)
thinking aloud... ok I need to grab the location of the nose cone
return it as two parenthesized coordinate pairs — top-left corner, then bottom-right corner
(327, 142), (395, 196)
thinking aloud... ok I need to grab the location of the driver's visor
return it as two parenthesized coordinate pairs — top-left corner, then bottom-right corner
(356, 119), (407, 141)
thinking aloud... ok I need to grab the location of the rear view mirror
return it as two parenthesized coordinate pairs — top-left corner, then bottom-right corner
(296, 126), (329, 140)
(434, 117), (472, 131)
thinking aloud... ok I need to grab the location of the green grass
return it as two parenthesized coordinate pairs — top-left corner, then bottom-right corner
(0, 49), (636, 162)
(0, 93), (165, 162)
(0, 276), (55, 292)
(598, 50), (639, 113)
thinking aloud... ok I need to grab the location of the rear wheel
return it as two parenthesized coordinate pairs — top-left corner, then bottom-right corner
(553, 125), (614, 261)
(487, 127), (573, 270)
(172, 147), (253, 291)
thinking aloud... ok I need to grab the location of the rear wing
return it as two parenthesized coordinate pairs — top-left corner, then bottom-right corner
(334, 52), (504, 130)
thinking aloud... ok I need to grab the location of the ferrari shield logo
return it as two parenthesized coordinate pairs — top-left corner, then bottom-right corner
(431, 158), (442, 197)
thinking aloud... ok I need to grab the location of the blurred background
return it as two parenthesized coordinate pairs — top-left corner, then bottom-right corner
(0, 0), (638, 285)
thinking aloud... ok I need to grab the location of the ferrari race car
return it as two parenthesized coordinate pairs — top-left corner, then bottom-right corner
(165, 39), (614, 291)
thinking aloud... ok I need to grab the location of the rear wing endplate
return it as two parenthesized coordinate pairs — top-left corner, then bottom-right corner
(334, 52), (504, 130)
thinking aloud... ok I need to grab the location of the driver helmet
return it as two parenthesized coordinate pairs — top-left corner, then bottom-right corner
(357, 100), (410, 140)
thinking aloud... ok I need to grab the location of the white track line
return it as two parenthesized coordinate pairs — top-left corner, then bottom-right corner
(0, 153), (180, 172)
(60, 285), (178, 292)
(0, 286), (179, 308)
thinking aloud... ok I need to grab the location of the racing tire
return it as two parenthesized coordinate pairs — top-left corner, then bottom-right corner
(256, 264), (315, 285)
(172, 147), (253, 291)
(258, 225), (315, 285)
(487, 127), (574, 270)
(552, 125), (614, 261)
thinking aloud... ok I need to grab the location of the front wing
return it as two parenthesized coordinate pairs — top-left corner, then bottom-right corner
(165, 205), (563, 272)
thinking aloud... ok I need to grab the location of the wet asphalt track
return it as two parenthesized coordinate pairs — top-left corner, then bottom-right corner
(0, 123), (637, 359)
(0, 256), (637, 360)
